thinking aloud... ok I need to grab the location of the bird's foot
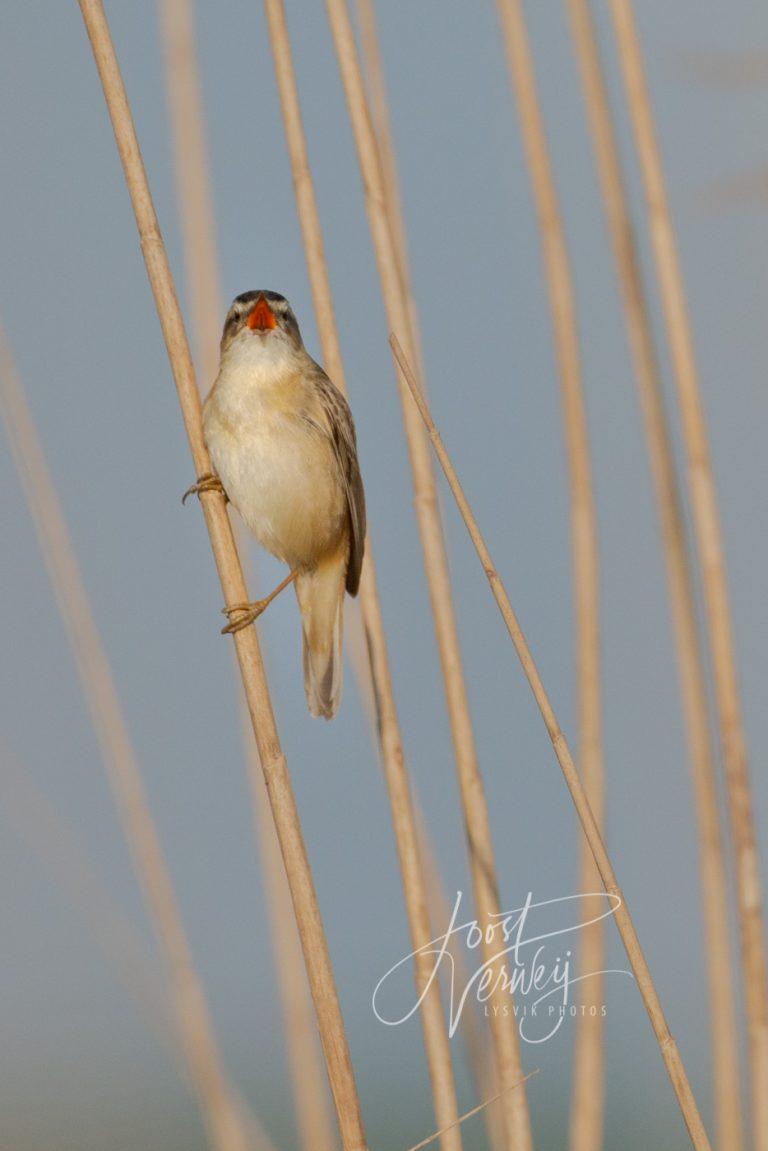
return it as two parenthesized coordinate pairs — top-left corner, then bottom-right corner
(220, 600), (270, 635)
(182, 473), (227, 505)
(220, 569), (299, 635)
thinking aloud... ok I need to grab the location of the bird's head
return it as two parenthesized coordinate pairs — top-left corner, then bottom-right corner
(220, 291), (303, 356)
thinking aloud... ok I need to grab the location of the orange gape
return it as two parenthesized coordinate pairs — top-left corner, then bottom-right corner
(247, 296), (277, 330)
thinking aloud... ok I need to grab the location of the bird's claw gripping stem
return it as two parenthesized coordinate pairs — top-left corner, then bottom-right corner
(182, 473), (227, 505)
(219, 570), (299, 635)
(220, 601), (269, 635)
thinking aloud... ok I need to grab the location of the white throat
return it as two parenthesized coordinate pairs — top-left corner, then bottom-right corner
(220, 330), (300, 389)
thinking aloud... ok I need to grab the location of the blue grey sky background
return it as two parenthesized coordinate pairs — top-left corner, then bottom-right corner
(0, 2), (766, 1149)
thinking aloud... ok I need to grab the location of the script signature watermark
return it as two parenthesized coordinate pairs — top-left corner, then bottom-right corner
(372, 890), (633, 1043)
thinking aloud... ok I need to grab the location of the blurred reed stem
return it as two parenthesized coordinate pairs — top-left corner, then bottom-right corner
(0, 324), (253, 1151)
(566, 4), (744, 1148)
(391, 335), (714, 1151)
(493, 4), (604, 1148)
(158, 6), (337, 1149)
(76, 4), (368, 1148)
(352, 15), (506, 1145)
(323, 4), (534, 1147)
(0, 749), (174, 1058)
(0, 749), (276, 1151)
(346, 602), (503, 1151)
(606, 5), (768, 1148)
(405, 1070), (539, 1151)
(354, 0), (425, 384)
(263, 4), (463, 1148)
(158, 0), (221, 387)
(415, 804), (505, 1151)
(249, 758), (338, 1151)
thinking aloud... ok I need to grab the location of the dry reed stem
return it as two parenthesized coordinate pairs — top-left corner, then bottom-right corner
(565, 4), (744, 1148)
(323, 4), (533, 1147)
(0, 749), (172, 1046)
(247, 712), (338, 1151)
(493, 4), (604, 1148)
(415, 804), (505, 1151)
(0, 749), (277, 1151)
(606, 6), (768, 1148)
(0, 325), (253, 1151)
(391, 335), (714, 1151)
(345, 600), (380, 745)
(348, 585), (497, 1139)
(158, 7), (338, 1148)
(343, 15), (503, 1143)
(75, 5), (368, 1148)
(263, 4), (462, 1147)
(158, 0), (222, 387)
(404, 1070), (540, 1151)
(354, 0), (425, 384)
(348, 594), (503, 1151)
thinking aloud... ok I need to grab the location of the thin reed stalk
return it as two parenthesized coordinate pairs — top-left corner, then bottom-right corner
(354, 0), (425, 383)
(565, 4), (744, 1148)
(334, 18), (502, 1140)
(414, 805), (505, 1151)
(344, 600), (380, 744)
(348, 605), (491, 1129)
(158, 7), (337, 1148)
(348, 619), (503, 1151)
(606, 6), (768, 1148)
(493, 4), (604, 1147)
(0, 748), (172, 1048)
(404, 1070), (539, 1151)
(0, 749), (276, 1151)
(391, 335), (714, 1151)
(247, 712), (338, 1151)
(263, 4), (463, 1147)
(323, 5), (533, 1147)
(75, 6), (368, 1149)
(346, 605), (502, 1151)
(158, 0), (222, 386)
(0, 324), (252, 1151)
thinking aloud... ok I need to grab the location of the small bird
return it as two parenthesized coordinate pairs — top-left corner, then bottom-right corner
(190, 290), (365, 720)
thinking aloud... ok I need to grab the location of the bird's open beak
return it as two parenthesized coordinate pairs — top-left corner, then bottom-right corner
(247, 295), (277, 331)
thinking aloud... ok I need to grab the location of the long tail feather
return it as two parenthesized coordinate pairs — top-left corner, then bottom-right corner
(295, 549), (346, 720)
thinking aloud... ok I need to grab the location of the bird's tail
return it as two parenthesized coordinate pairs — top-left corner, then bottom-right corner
(295, 546), (346, 720)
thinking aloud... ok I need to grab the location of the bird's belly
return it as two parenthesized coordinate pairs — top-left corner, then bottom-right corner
(204, 405), (346, 569)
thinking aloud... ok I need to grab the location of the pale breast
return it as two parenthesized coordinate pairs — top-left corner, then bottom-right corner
(203, 368), (347, 570)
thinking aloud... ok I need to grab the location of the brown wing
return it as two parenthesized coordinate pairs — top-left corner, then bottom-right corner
(306, 363), (366, 596)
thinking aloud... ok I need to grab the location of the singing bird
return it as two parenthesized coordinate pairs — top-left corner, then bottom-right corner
(190, 291), (366, 720)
